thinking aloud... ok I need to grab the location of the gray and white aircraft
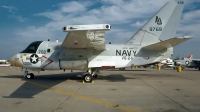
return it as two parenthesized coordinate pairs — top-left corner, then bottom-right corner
(10, 1), (192, 82)
(174, 55), (200, 70)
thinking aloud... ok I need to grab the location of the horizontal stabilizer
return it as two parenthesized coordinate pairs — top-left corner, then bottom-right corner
(143, 36), (193, 51)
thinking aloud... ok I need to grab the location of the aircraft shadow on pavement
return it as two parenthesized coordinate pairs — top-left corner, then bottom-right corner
(106, 69), (148, 71)
(97, 74), (132, 82)
(1, 72), (83, 98)
(1, 72), (132, 98)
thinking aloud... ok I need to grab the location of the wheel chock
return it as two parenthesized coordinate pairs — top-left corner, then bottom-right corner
(82, 80), (94, 84)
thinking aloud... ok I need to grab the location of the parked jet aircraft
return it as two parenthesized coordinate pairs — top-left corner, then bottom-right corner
(141, 58), (174, 69)
(10, 1), (192, 82)
(136, 58), (173, 68)
(160, 58), (174, 68)
(174, 55), (200, 70)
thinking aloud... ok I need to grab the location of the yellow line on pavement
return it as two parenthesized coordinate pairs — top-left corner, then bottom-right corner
(0, 72), (145, 112)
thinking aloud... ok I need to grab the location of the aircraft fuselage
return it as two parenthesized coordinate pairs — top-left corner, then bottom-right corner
(10, 41), (172, 71)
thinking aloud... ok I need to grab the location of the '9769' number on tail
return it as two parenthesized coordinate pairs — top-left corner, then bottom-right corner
(149, 27), (162, 31)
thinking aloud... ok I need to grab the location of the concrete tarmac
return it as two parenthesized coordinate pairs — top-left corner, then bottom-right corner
(0, 67), (200, 112)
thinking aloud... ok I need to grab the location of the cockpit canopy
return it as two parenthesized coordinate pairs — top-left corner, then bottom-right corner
(20, 41), (42, 53)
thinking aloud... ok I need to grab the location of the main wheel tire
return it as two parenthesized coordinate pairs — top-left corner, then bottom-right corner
(84, 74), (92, 83)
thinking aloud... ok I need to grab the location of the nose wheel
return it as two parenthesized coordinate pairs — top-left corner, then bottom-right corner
(24, 71), (34, 79)
(26, 73), (34, 79)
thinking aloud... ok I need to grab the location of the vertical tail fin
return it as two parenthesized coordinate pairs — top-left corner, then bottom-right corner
(187, 55), (193, 59)
(126, 1), (184, 46)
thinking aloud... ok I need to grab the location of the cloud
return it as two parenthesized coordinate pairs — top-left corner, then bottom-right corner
(1, 5), (17, 13)
(58, 1), (89, 13)
(14, 0), (200, 47)
(35, 1), (91, 21)
(182, 10), (200, 24)
(8, 15), (27, 22)
(16, 0), (170, 41)
(177, 9), (200, 42)
(35, 0), (168, 25)
(131, 21), (147, 27)
(177, 23), (200, 41)
(15, 26), (56, 42)
(1, 5), (27, 22)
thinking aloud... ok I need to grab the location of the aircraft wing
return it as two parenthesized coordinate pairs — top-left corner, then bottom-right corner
(191, 59), (200, 63)
(191, 59), (200, 67)
(61, 24), (111, 50)
(143, 36), (193, 51)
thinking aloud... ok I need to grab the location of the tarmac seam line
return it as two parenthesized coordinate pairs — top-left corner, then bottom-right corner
(138, 78), (191, 112)
(52, 93), (72, 112)
(52, 87), (82, 112)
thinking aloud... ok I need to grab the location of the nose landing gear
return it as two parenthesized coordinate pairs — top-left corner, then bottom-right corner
(24, 71), (34, 79)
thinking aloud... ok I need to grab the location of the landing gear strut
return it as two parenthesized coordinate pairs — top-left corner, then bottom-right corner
(24, 71), (34, 79)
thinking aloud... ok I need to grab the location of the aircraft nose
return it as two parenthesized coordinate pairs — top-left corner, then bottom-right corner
(10, 54), (23, 67)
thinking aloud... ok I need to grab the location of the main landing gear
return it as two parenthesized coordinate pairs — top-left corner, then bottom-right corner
(24, 71), (34, 79)
(83, 68), (99, 83)
(83, 74), (93, 83)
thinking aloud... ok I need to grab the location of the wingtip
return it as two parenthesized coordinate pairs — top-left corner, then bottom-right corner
(175, 36), (193, 39)
(183, 36), (194, 39)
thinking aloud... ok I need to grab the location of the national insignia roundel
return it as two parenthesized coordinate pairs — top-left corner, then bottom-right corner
(30, 54), (39, 64)
(185, 61), (189, 65)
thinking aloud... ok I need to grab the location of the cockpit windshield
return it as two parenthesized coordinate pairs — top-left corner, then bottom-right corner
(20, 41), (42, 53)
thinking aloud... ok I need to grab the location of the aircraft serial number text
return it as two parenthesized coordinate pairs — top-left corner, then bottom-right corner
(149, 27), (162, 31)
(38, 50), (46, 54)
(122, 56), (133, 60)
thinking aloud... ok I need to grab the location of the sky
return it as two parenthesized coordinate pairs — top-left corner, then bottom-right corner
(0, 0), (200, 60)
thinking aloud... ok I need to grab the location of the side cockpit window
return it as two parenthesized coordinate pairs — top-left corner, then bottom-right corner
(20, 41), (42, 53)
(28, 46), (36, 51)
